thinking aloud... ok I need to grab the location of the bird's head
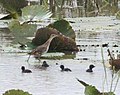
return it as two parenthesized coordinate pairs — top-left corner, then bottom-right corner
(60, 65), (64, 70)
(21, 66), (25, 71)
(89, 64), (95, 69)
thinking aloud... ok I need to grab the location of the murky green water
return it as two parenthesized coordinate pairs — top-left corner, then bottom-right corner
(0, 16), (120, 95)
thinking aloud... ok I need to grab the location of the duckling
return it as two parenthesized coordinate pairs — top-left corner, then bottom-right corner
(102, 43), (109, 47)
(113, 44), (118, 47)
(86, 64), (95, 72)
(60, 65), (72, 72)
(21, 66), (32, 73)
(42, 61), (49, 67)
(56, 63), (58, 65)
(18, 42), (26, 48)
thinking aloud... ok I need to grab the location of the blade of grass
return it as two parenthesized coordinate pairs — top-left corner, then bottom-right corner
(113, 70), (120, 92)
(101, 47), (109, 92)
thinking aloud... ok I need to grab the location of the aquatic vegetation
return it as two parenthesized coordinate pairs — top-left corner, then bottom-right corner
(0, 0), (27, 19)
(8, 20), (37, 43)
(41, 53), (75, 60)
(20, 5), (52, 22)
(77, 78), (115, 95)
(2, 89), (32, 95)
(101, 48), (120, 93)
(76, 48), (120, 95)
(48, 19), (75, 39)
(7, 5), (52, 44)
(32, 27), (78, 52)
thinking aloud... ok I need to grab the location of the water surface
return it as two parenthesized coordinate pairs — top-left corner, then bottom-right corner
(0, 16), (120, 95)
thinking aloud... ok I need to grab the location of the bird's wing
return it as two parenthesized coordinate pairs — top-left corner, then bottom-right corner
(35, 45), (47, 54)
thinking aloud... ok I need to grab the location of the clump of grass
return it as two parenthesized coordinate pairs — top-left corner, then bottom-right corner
(101, 48), (120, 94)
(41, 54), (75, 60)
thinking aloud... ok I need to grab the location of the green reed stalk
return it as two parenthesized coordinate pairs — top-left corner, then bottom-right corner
(113, 71), (120, 92)
(101, 47), (108, 92)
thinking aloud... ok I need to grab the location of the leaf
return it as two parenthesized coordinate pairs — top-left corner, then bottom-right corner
(76, 79), (115, 95)
(3, 89), (32, 95)
(8, 20), (37, 43)
(0, 0), (27, 19)
(85, 85), (101, 95)
(48, 19), (75, 39)
(21, 5), (52, 22)
(100, 92), (115, 95)
(76, 78), (89, 87)
(76, 79), (100, 95)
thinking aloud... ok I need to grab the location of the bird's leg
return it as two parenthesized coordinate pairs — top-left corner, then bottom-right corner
(27, 54), (31, 62)
(34, 53), (41, 63)
(38, 57), (41, 63)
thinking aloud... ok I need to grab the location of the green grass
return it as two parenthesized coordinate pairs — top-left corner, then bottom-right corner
(41, 54), (75, 60)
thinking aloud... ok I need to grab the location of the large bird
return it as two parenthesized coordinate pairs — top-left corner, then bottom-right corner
(27, 34), (58, 62)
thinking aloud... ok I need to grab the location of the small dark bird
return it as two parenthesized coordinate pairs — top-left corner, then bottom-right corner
(96, 44), (99, 47)
(21, 66), (32, 73)
(42, 61), (49, 67)
(18, 42), (26, 48)
(102, 43), (109, 47)
(60, 65), (72, 72)
(56, 63), (58, 65)
(113, 44), (118, 47)
(91, 45), (95, 47)
(86, 64), (95, 72)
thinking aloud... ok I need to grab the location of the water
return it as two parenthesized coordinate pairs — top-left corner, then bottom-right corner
(0, 16), (120, 95)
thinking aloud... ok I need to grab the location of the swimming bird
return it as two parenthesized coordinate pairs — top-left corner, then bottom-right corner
(18, 42), (26, 48)
(27, 34), (58, 62)
(56, 63), (58, 65)
(21, 66), (32, 73)
(42, 61), (49, 67)
(60, 65), (72, 72)
(102, 43), (109, 47)
(86, 64), (95, 72)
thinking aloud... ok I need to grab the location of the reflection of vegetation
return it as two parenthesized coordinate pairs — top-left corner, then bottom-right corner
(3, 89), (32, 95)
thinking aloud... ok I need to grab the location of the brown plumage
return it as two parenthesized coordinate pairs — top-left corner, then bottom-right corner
(27, 34), (58, 62)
